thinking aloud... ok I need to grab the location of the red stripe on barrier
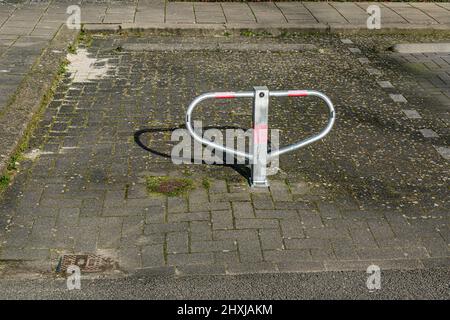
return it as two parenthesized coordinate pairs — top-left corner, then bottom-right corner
(288, 91), (308, 97)
(253, 123), (268, 144)
(215, 93), (236, 99)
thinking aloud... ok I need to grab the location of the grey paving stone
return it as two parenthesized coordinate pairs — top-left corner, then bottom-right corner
(103, 207), (134, 217)
(211, 210), (233, 230)
(264, 249), (311, 262)
(4, 226), (31, 248)
(210, 192), (250, 202)
(194, 3), (226, 24)
(226, 262), (277, 275)
(368, 220), (396, 241)
(303, 2), (347, 24)
(403, 246), (430, 259)
(144, 206), (165, 223)
(252, 198), (274, 210)
(176, 264), (226, 275)
(221, 3), (256, 23)
(238, 235), (263, 263)
(284, 238), (330, 250)
(231, 201), (255, 219)
(420, 237), (449, 257)
(279, 218), (304, 239)
(189, 201), (230, 212)
(325, 259), (424, 271)
(311, 246), (336, 260)
(288, 181), (310, 195)
(118, 247), (142, 270)
(167, 197), (187, 213)
(168, 211), (209, 223)
(144, 222), (188, 235)
(331, 239), (359, 260)
(255, 209), (297, 219)
(357, 247), (407, 260)
(249, 2), (286, 24)
(377, 80), (394, 88)
(167, 252), (214, 266)
(0, 247), (49, 260)
(299, 211), (324, 228)
(214, 251), (240, 264)
(259, 228), (284, 250)
(188, 188), (209, 204)
(235, 218), (279, 229)
(208, 180), (227, 193)
(191, 240), (236, 253)
(420, 257), (450, 269)
(349, 227), (378, 248)
(269, 180), (292, 201)
(332, 2), (367, 23)
(190, 221), (213, 242)
(141, 244), (165, 267)
(127, 198), (164, 208)
(166, 231), (189, 254)
(276, 260), (325, 272)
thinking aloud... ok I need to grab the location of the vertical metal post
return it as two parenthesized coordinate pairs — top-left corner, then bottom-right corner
(251, 86), (269, 187)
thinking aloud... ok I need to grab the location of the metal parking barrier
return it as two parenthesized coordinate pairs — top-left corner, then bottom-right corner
(185, 86), (336, 187)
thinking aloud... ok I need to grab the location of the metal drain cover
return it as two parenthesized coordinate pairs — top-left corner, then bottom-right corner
(57, 254), (115, 273)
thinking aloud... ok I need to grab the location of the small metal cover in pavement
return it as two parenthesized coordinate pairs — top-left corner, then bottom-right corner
(57, 254), (115, 273)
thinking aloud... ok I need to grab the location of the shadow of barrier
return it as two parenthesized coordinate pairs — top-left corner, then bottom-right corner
(134, 125), (267, 183)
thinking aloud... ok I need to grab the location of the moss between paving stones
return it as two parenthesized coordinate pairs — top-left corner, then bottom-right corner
(0, 27), (78, 193)
(146, 176), (195, 197)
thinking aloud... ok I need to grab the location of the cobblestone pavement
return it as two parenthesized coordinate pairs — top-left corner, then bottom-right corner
(391, 51), (450, 126)
(0, 32), (448, 277)
(1, 1), (449, 170)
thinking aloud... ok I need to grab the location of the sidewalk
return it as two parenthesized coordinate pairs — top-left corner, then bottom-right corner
(1, 1), (450, 32)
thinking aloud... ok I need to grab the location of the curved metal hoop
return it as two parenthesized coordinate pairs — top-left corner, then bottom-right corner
(185, 89), (335, 161)
(185, 91), (254, 160)
(267, 90), (336, 160)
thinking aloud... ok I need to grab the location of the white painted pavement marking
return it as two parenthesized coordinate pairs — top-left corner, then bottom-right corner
(433, 146), (450, 160)
(358, 57), (370, 64)
(402, 109), (422, 119)
(377, 81), (394, 88)
(419, 129), (439, 138)
(389, 94), (408, 103)
(366, 68), (382, 75)
(348, 47), (361, 54)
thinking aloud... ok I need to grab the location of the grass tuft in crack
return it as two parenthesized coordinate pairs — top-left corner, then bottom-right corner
(0, 175), (10, 190)
(146, 176), (194, 197)
(202, 177), (211, 190)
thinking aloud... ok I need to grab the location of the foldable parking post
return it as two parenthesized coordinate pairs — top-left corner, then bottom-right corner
(252, 86), (269, 187)
(185, 88), (336, 188)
